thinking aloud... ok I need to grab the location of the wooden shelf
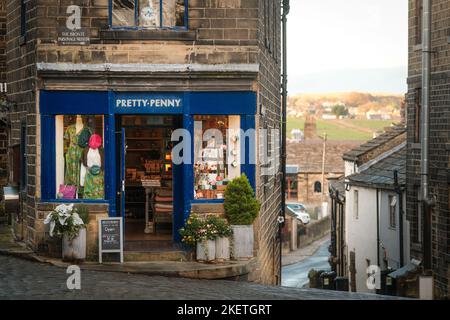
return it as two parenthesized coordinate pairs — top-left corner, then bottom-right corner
(126, 137), (163, 141)
(127, 149), (160, 152)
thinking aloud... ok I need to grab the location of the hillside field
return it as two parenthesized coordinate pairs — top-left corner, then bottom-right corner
(288, 117), (393, 141)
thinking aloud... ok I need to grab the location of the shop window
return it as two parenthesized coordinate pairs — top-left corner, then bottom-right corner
(55, 115), (105, 200)
(112, 0), (187, 28)
(193, 115), (241, 200)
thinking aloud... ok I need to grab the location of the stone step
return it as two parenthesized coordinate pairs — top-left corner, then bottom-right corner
(124, 250), (192, 262)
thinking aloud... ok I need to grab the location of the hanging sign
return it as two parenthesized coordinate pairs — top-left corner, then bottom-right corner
(98, 217), (123, 263)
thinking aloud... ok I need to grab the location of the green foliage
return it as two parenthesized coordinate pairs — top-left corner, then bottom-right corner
(179, 214), (233, 246)
(224, 174), (260, 225)
(44, 204), (86, 241)
(332, 105), (349, 117)
(75, 204), (90, 225)
(206, 215), (232, 238)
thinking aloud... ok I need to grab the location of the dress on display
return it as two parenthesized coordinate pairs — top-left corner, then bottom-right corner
(82, 135), (104, 199)
(64, 125), (84, 187)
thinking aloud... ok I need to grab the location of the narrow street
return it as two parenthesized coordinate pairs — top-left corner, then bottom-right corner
(281, 240), (331, 289)
(0, 254), (400, 300)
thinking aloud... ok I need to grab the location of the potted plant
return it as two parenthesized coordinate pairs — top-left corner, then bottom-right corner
(180, 214), (217, 263)
(206, 215), (232, 262)
(224, 174), (260, 260)
(44, 204), (89, 262)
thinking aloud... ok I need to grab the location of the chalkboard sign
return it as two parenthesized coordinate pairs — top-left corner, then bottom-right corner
(98, 218), (123, 263)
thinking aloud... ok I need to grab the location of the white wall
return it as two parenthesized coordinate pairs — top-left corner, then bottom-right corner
(345, 185), (378, 293)
(344, 160), (357, 177)
(379, 190), (401, 270)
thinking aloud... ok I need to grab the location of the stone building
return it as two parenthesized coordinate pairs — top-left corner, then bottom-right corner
(6, 0), (283, 285)
(406, 0), (450, 298)
(286, 140), (360, 206)
(329, 124), (408, 293)
(0, 0), (7, 190)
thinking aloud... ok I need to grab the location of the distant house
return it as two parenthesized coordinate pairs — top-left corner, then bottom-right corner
(287, 140), (360, 206)
(322, 114), (337, 120)
(328, 124), (409, 294)
(290, 129), (304, 142)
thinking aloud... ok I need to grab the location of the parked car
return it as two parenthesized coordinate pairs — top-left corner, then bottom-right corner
(286, 203), (310, 224)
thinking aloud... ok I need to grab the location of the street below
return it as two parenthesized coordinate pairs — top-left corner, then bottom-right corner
(281, 240), (331, 289)
(0, 254), (398, 300)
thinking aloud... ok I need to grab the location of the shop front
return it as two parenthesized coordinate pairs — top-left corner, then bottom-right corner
(40, 90), (256, 250)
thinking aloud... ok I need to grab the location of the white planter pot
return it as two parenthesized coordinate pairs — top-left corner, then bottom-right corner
(62, 228), (86, 261)
(196, 240), (216, 262)
(215, 237), (231, 262)
(231, 225), (254, 260)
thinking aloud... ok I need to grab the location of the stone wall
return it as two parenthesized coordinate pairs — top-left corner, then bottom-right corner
(406, 0), (450, 299)
(35, 203), (108, 260)
(252, 0), (282, 286)
(6, 0), (39, 248)
(297, 216), (331, 250)
(6, 0), (283, 286)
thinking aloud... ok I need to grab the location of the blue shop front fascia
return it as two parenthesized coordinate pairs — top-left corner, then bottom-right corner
(40, 90), (256, 242)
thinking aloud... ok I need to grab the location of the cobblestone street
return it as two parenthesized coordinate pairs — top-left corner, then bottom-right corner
(0, 255), (405, 300)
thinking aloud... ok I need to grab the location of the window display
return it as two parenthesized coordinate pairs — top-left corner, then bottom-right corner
(193, 115), (241, 200)
(112, 0), (187, 28)
(55, 115), (104, 200)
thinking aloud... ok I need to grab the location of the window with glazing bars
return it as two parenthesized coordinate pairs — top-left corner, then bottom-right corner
(111, 0), (188, 28)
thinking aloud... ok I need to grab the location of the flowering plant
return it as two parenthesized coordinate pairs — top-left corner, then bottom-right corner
(44, 204), (86, 240)
(179, 214), (232, 246)
(179, 214), (205, 246)
(205, 215), (232, 238)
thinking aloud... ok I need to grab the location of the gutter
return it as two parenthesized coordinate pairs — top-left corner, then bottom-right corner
(394, 170), (404, 267)
(376, 189), (380, 268)
(420, 0), (433, 270)
(279, 0), (290, 285)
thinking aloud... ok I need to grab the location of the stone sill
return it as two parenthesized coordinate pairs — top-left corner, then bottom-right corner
(99, 29), (197, 41)
(412, 44), (422, 52)
(409, 143), (421, 150)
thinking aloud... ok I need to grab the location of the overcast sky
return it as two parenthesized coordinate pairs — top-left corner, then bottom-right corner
(287, 0), (408, 95)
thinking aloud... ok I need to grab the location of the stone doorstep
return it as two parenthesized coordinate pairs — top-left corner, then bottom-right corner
(30, 256), (257, 280)
(0, 225), (256, 280)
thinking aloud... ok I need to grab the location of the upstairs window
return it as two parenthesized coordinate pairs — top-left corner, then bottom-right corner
(389, 195), (397, 229)
(111, 0), (187, 28)
(20, 0), (27, 38)
(415, 88), (422, 143)
(416, 0), (423, 45)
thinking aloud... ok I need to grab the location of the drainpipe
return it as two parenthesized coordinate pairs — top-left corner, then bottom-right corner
(420, 0), (432, 270)
(376, 189), (380, 267)
(394, 170), (404, 267)
(279, 0), (290, 285)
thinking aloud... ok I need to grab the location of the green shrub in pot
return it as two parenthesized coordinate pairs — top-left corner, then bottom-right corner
(224, 174), (260, 260)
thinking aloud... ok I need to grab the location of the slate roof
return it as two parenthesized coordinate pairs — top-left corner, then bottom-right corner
(342, 124), (406, 162)
(287, 140), (360, 173)
(347, 146), (406, 190)
(329, 176), (346, 202)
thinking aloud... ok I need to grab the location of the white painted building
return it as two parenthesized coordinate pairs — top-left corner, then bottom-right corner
(345, 147), (409, 293)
